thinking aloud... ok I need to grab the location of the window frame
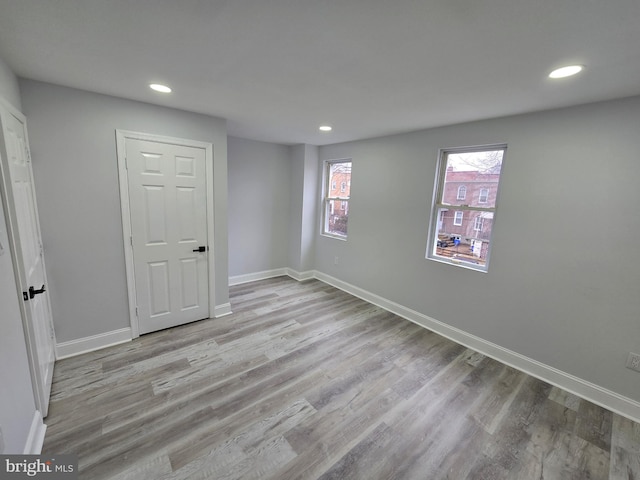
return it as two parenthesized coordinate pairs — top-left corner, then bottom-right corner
(478, 188), (489, 204)
(426, 144), (506, 272)
(457, 185), (467, 200)
(321, 158), (352, 240)
(453, 211), (463, 226)
(473, 215), (484, 231)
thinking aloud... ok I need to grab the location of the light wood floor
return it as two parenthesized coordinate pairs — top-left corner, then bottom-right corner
(43, 277), (640, 479)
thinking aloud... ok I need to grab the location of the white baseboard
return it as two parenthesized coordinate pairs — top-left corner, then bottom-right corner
(311, 270), (640, 423)
(286, 268), (315, 282)
(214, 302), (232, 318)
(229, 268), (289, 286)
(52, 268), (640, 422)
(229, 268), (316, 286)
(23, 410), (46, 454)
(56, 327), (132, 360)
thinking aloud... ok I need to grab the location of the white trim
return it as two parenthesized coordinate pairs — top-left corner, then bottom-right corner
(228, 268), (317, 287)
(115, 130), (215, 338)
(23, 410), (46, 454)
(204, 139), (217, 330)
(44, 261), (640, 422)
(229, 268), (289, 286)
(281, 269), (640, 423)
(214, 303), (232, 318)
(427, 144), (506, 274)
(321, 158), (352, 238)
(0, 98), (56, 417)
(55, 328), (132, 360)
(473, 215), (484, 232)
(115, 131), (138, 337)
(285, 268), (315, 282)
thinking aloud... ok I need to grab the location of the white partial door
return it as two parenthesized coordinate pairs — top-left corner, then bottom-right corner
(0, 102), (55, 417)
(124, 137), (210, 335)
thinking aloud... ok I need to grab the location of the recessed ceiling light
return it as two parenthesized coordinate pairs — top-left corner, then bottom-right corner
(548, 65), (584, 79)
(149, 83), (172, 93)
(319, 125), (332, 132)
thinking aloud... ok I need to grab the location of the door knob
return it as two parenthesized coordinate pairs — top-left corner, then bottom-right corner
(192, 246), (207, 252)
(29, 284), (46, 299)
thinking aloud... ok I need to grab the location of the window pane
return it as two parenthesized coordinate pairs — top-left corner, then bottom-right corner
(329, 162), (352, 198)
(433, 208), (494, 266)
(441, 150), (503, 207)
(326, 200), (348, 237)
(323, 159), (352, 238)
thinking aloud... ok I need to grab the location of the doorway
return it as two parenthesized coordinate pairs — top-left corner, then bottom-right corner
(116, 131), (215, 336)
(0, 99), (56, 417)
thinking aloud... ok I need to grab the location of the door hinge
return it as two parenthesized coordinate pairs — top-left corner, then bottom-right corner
(135, 306), (138, 317)
(130, 236), (133, 246)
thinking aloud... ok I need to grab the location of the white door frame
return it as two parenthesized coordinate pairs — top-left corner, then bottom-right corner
(116, 130), (216, 338)
(0, 97), (55, 416)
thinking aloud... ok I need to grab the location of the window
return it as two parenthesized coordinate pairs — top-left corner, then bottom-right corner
(427, 145), (506, 272)
(322, 159), (352, 238)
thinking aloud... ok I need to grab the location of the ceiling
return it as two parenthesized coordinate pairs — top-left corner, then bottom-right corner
(0, 0), (639, 146)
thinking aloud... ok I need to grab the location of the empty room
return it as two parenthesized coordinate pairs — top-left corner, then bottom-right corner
(0, 1), (639, 479)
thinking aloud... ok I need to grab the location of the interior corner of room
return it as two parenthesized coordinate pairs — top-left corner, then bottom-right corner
(0, 3), (639, 470)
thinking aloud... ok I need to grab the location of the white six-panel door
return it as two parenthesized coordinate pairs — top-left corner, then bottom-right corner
(0, 101), (55, 417)
(122, 136), (210, 335)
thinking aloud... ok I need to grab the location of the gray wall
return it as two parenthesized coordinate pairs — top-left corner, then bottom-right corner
(0, 56), (21, 111)
(317, 96), (640, 402)
(288, 144), (318, 273)
(298, 145), (318, 272)
(6, 61), (639, 429)
(228, 136), (291, 277)
(20, 80), (229, 343)
(288, 145), (304, 272)
(0, 56), (38, 453)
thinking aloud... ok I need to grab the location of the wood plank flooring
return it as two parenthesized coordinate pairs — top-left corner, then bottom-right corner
(42, 276), (640, 479)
